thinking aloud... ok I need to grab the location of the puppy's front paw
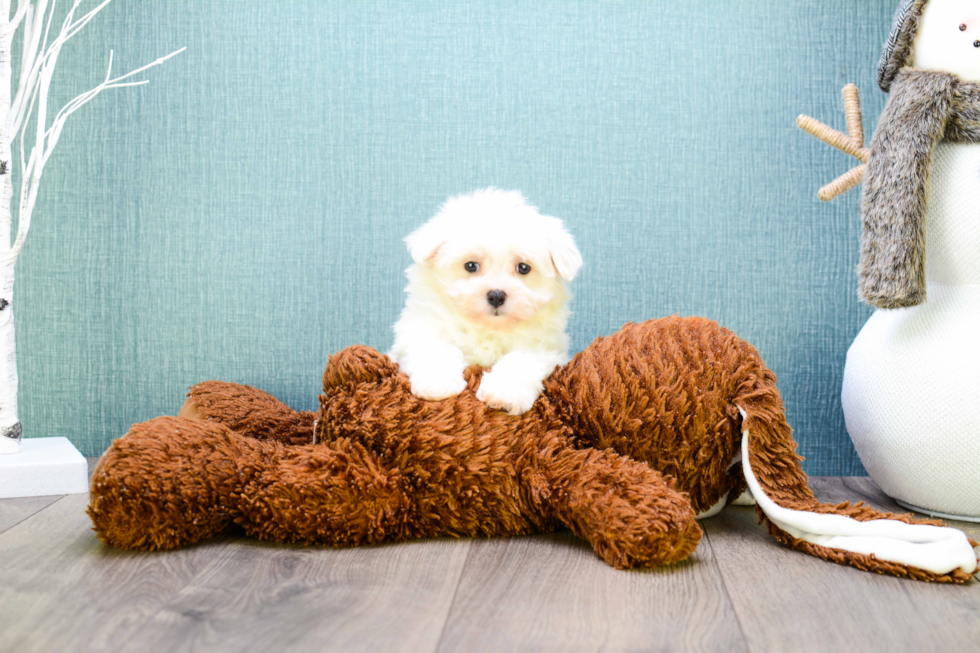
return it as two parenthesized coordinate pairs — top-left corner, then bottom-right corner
(476, 370), (541, 415)
(409, 368), (467, 401)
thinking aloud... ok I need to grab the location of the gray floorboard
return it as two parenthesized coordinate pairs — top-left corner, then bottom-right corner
(122, 539), (472, 653)
(0, 476), (976, 653)
(0, 494), (63, 535)
(702, 477), (979, 653)
(437, 531), (747, 653)
(0, 493), (232, 653)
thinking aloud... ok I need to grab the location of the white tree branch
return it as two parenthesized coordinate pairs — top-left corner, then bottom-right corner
(1, 0), (184, 264)
(0, 0), (182, 452)
(2, 0), (29, 37)
(9, 0), (116, 138)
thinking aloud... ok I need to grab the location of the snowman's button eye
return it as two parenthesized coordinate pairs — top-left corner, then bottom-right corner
(961, 23), (968, 32)
(975, 40), (980, 48)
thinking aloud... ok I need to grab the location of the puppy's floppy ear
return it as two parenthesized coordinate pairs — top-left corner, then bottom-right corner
(549, 227), (582, 281)
(404, 221), (444, 264)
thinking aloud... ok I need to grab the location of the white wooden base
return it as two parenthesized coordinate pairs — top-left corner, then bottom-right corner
(0, 437), (89, 498)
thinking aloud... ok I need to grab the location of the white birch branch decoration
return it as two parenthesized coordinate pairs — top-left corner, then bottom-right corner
(0, 0), (183, 454)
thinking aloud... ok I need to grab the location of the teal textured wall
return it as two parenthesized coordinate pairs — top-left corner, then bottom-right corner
(14, 0), (896, 473)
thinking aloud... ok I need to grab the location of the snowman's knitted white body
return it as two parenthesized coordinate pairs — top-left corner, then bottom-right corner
(844, 0), (980, 520)
(844, 141), (980, 520)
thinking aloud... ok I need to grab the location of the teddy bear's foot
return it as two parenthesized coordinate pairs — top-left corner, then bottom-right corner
(89, 416), (264, 550)
(185, 381), (317, 445)
(538, 447), (702, 569)
(177, 397), (203, 420)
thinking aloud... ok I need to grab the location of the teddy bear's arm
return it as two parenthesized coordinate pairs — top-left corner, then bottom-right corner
(530, 444), (702, 569)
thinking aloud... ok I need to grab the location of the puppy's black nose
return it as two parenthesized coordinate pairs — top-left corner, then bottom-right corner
(487, 290), (507, 308)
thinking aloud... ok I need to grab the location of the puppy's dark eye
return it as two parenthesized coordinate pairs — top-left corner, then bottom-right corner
(961, 23), (968, 32)
(516, 262), (531, 275)
(464, 261), (480, 273)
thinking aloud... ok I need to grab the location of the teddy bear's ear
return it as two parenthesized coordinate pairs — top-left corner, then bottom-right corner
(549, 226), (582, 281)
(404, 221), (444, 264)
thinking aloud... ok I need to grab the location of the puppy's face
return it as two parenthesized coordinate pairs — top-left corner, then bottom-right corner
(406, 189), (581, 330)
(431, 247), (559, 329)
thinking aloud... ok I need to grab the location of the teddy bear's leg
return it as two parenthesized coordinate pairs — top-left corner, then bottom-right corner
(235, 438), (416, 547)
(91, 416), (420, 551)
(532, 445), (702, 569)
(88, 416), (267, 550)
(182, 381), (317, 445)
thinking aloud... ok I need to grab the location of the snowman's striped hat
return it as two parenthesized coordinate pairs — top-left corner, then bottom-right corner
(877, 0), (929, 92)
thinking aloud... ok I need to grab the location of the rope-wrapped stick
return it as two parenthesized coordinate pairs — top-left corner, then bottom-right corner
(819, 163), (867, 202)
(843, 83), (864, 147)
(796, 114), (869, 163)
(798, 84), (869, 201)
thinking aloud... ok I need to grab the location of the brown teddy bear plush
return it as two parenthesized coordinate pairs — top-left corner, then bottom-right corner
(87, 317), (978, 582)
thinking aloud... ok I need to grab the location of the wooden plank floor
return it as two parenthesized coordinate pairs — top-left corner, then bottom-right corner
(0, 462), (976, 653)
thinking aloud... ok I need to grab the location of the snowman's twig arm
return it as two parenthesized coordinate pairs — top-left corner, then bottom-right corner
(843, 83), (865, 147)
(819, 164), (867, 202)
(798, 85), (869, 201)
(797, 115), (869, 163)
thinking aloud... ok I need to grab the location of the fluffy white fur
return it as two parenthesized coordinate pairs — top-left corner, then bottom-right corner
(913, 0), (980, 82)
(389, 188), (582, 415)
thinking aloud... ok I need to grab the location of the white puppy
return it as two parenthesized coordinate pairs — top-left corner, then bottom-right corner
(389, 188), (582, 415)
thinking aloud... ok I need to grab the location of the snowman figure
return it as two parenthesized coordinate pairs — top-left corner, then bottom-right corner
(803, 0), (980, 521)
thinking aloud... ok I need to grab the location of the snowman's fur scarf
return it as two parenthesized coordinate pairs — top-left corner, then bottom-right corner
(859, 68), (980, 308)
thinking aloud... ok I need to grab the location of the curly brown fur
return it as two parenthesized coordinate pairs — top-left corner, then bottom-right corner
(546, 319), (973, 581)
(187, 381), (317, 446)
(91, 328), (706, 569)
(314, 343), (703, 569)
(543, 318), (749, 515)
(88, 317), (977, 582)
